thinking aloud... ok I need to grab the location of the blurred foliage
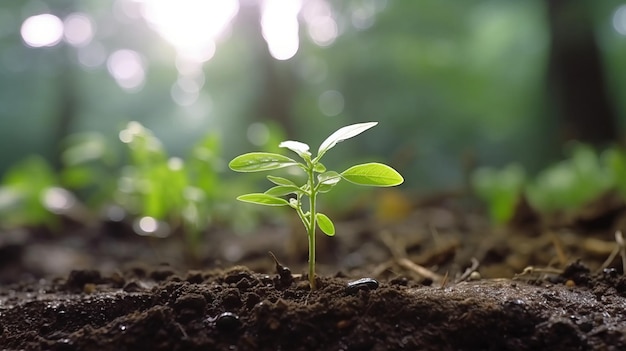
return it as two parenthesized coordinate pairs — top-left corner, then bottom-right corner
(2, 0), (626, 229)
(0, 156), (59, 228)
(472, 144), (626, 223)
(471, 164), (526, 224)
(525, 144), (614, 213)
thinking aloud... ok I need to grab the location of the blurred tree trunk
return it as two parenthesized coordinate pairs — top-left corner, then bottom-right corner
(237, 0), (297, 136)
(51, 52), (78, 171)
(546, 0), (617, 146)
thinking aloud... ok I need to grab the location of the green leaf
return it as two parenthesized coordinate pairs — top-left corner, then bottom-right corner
(318, 171), (341, 185)
(316, 213), (335, 236)
(317, 122), (378, 159)
(341, 163), (404, 186)
(236, 193), (290, 206)
(265, 185), (301, 196)
(313, 162), (327, 173)
(229, 153), (298, 172)
(317, 183), (336, 193)
(279, 140), (311, 159)
(267, 175), (297, 187)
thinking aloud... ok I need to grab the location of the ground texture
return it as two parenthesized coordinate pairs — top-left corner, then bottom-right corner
(2, 192), (626, 350)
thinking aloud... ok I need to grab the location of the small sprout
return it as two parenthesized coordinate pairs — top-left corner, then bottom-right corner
(229, 122), (404, 290)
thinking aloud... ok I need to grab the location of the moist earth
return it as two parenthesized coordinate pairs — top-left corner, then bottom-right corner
(2, 196), (626, 350)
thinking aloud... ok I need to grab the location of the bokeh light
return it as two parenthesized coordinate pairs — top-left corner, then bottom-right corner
(613, 5), (626, 35)
(138, 0), (239, 63)
(106, 49), (146, 91)
(247, 123), (270, 146)
(318, 90), (344, 116)
(261, 0), (302, 60)
(63, 13), (94, 47)
(21, 14), (63, 48)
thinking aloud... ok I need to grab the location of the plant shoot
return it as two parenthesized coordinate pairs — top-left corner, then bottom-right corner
(229, 122), (404, 289)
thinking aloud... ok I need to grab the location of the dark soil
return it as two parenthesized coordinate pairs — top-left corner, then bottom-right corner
(2, 191), (626, 350)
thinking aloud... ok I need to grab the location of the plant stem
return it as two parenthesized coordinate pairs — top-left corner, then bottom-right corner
(307, 167), (317, 290)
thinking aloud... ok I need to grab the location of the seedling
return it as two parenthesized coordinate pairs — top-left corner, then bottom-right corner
(229, 122), (404, 289)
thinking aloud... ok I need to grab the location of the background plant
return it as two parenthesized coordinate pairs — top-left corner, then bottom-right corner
(229, 122), (404, 290)
(471, 163), (526, 224)
(116, 122), (225, 256)
(525, 144), (613, 213)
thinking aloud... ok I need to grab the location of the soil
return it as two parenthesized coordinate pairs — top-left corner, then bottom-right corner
(2, 190), (626, 350)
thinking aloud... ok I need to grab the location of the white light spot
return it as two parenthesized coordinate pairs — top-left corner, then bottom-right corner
(307, 16), (337, 46)
(138, 216), (157, 233)
(613, 5), (626, 35)
(21, 14), (64, 48)
(261, 0), (302, 60)
(301, 0), (332, 22)
(167, 157), (184, 171)
(247, 123), (270, 146)
(42, 187), (76, 214)
(318, 90), (344, 116)
(63, 13), (94, 47)
(107, 49), (146, 92)
(134, 216), (171, 238)
(140, 0), (239, 63)
(119, 121), (143, 143)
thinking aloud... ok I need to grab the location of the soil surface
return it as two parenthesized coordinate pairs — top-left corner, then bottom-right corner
(2, 190), (626, 350)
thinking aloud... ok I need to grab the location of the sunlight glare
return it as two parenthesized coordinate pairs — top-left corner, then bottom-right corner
(21, 14), (63, 47)
(139, 0), (239, 63)
(261, 0), (302, 60)
(107, 49), (146, 92)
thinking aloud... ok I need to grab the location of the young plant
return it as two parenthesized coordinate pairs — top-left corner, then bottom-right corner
(229, 122), (404, 289)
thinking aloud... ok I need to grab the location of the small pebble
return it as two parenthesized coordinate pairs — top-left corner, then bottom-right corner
(216, 312), (241, 332)
(346, 278), (379, 294)
(469, 271), (481, 281)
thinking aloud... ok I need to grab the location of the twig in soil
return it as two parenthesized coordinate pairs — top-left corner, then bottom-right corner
(371, 261), (393, 278)
(617, 231), (626, 275)
(455, 257), (480, 283)
(440, 271), (449, 288)
(380, 230), (444, 282)
(380, 230), (406, 259)
(597, 231), (626, 274)
(397, 258), (444, 283)
(549, 232), (568, 267)
(513, 266), (563, 281)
